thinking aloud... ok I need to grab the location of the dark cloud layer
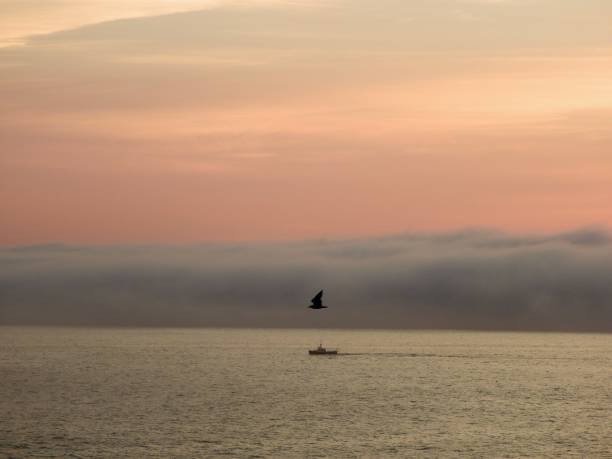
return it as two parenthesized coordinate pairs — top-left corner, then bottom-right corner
(2, 228), (612, 331)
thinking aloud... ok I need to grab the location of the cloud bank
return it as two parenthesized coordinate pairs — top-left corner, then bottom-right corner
(2, 228), (612, 332)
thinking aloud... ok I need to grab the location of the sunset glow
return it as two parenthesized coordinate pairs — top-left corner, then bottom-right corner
(2, 0), (611, 244)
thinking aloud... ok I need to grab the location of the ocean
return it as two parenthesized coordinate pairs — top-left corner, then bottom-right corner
(1, 327), (611, 458)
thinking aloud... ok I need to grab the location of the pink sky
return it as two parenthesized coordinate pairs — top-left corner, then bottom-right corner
(1, 0), (612, 244)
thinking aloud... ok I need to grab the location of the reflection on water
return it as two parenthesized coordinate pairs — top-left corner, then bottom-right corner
(1, 327), (611, 457)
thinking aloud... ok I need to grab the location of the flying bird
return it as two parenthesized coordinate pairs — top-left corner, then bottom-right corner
(309, 290), (327, 309)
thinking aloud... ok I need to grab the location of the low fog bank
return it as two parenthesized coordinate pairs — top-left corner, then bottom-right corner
(2, 228), (612, 332)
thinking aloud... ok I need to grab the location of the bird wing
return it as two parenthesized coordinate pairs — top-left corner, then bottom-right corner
(311, 290), (323, 305)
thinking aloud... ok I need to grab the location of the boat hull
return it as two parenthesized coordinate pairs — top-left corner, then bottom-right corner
(308, 350), (338, 355)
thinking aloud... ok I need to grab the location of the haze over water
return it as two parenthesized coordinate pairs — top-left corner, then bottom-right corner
(2, 327), (611, 458)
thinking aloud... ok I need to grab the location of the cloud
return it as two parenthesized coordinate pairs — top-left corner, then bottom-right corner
(2, 228), (612, 331)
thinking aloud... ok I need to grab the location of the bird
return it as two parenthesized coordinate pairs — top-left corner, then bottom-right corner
(309, 290), (327, 309)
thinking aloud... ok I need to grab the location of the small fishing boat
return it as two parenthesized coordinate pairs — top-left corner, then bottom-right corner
(308, 343), (338, 355)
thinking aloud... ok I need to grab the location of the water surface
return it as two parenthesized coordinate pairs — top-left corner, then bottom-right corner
(1, 327), (611, 457)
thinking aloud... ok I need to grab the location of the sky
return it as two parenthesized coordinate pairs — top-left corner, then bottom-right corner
(1, 0), (611, 245)
(1, 1), (612, 330)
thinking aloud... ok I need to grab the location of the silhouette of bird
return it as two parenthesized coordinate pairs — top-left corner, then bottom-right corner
(309, 290), (327, 309)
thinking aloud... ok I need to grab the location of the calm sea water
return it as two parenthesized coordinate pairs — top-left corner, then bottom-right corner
(1, 327), (611, 458)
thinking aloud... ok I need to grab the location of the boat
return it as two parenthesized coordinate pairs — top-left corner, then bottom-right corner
(308, 343), (338, 355)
